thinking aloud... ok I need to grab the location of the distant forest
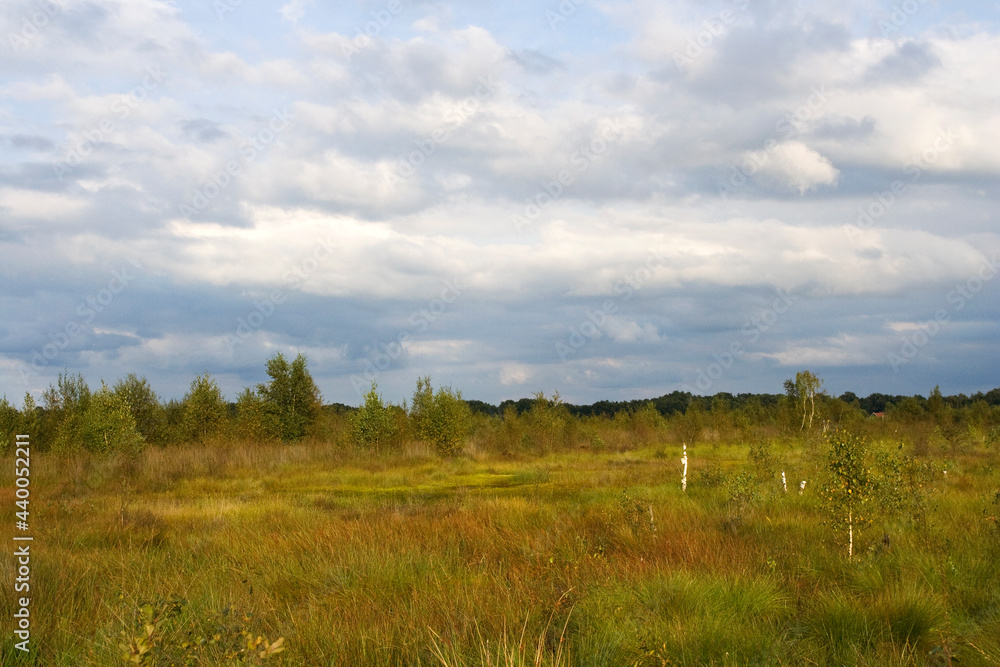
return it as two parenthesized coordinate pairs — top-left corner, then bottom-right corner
(463, 387), (1000, 420)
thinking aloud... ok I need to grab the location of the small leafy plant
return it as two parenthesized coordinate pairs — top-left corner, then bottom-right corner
(119, 597), (285, 665)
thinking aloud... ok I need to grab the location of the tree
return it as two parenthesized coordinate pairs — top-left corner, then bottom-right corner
(839, 391), (860, 407)
(794, 370), (823, 430)
(0, 396), (19, 454)
(822, 430), (872, 558)
(82, 382), (145, 455)
(235, 387), (273, 442)
(630, 402), (665, 444)
(410, 376), (434, 436)
(183, 373), (229, 443)
(821, 430), (924, 557)
(675, 397), (705, 445)
(708, 394), (734, 436)
(927, 385), (947, 423)
(257, 353), (322, 441)
(19, 394), (40, 445)
(351, 383), (397, 451)
(524, 391), (570, 451)
(890, 396), (925, 419)
(42, 371), (92, 451)
(113, 374), (167, 445)
(409, 377), (472, 456)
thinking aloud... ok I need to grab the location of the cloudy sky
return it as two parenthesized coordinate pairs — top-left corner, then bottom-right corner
(1, 0), (998, 407)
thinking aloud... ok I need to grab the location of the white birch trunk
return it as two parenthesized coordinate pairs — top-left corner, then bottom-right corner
(681, 443), (688, 493)
(848, 510), (853, 558)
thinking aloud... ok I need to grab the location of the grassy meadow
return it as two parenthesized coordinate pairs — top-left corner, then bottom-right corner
(3, 413), (1000, 666)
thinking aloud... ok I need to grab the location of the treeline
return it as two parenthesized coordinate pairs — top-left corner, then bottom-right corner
(508, 388), (1000, 419)
(469, 388), (1000, 420)
(0, 353), (322, 454)
(2, 355), (999, 457)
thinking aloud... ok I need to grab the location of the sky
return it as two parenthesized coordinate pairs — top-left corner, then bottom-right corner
(1, 0), (998, 407)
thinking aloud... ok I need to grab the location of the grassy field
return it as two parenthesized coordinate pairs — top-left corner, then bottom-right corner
(2, 435), (999, 666)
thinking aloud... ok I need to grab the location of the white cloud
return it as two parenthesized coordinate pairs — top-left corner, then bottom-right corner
(280, 0), (313, 24)
(751, 142), (840, 194)
(0, 188), (88, 220)
(605, 318), (665, 344)
(756, 335), (884, 367)
(403, 339), (472, 361)
(499, 363), (534, 386)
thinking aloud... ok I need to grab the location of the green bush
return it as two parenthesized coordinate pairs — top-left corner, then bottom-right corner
(118, 597), (285, 665)
(113, 374), (168, 446)
(42, 371), (92, 452)
(351, 383), (398, 451)
(410, 377), (472, 456)
(183, 373), (229, 443)
(234, 387), (275, 442)
(257, 352), (322, 441)
(820, 430), (925, 557)
(822, 430), (873, 558)
(0, 395), (19, 454)
(82, 382), (145, 455)
(523, 392), (570, 452)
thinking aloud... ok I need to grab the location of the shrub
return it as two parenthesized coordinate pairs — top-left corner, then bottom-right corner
(257, 352), (322, 441)
(113, 374), (168, 446)
(821, 430), (873, 558)
(351, 383), (398, 451)
(820, 430), (919, 557)
(42, 371), (92, 452)
(235, 387), (276, 442)
(523, 392), (570, 452)
(674, 398), (705, 445)
(726, 471), (760, 523)
(183, 373), (229, 443)
(119, 597), (285, 665)
(748, 440), (776, 486)
(0, 395), (19, 454)
(628, 403), (664, 445)
(19, 393), (40, 443)
(410, 377), (472, 456)
(82, 382), (145, 455)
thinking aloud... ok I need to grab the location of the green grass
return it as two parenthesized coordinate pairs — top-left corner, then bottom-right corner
(2, 438), (999, 665)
